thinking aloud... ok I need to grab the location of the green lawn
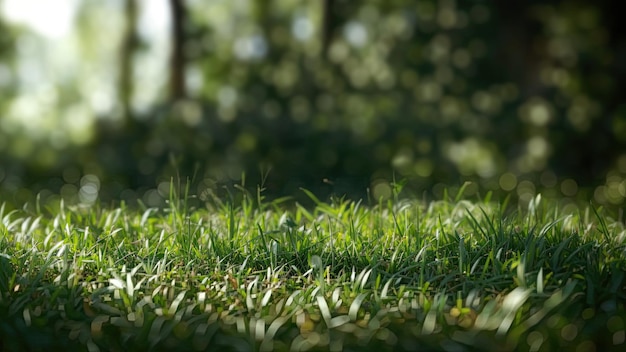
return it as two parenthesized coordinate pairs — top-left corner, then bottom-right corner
(1, 187), (625, 351)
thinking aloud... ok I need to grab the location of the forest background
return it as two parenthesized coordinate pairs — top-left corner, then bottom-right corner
(0, 0), (625, 209)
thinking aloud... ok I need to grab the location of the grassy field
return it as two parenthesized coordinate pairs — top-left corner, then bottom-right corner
(1, 185), (625, 351)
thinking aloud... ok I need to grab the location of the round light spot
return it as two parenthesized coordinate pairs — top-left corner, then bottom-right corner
(613, 331), (625, 346)
(560, 323), (578, 342)
(413, 159), (433, 178)
(519, 98), (553, 126)
(233, 34), (267, 61)
(217, 86), (237, 108)
(594, 186), (608, 204)
(344, 21), (368, 47)
(143, 189), (162, 208)
(292, 16), (314, 41)
(607, 316), (624, 332)
(576, 341), (595, 352)
(499, 173), (517, 191)
(540, 170), (557, 188)
(527, 137), (549, 158)
(582, 308), (595, 320)
(560, 179), (578, 197)
(517, 180), (536, 198)
(371, 180), (392, 201)
(437, 8), (457, 29)
(527, 331), (544, 352)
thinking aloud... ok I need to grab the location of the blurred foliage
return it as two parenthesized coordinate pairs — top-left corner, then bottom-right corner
(0, 0), (625, 207)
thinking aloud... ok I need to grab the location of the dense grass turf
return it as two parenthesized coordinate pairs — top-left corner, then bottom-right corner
(0, 187), (625, 351)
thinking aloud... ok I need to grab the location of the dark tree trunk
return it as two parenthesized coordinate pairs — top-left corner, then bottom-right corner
(119, 0), (138, 127)
(321, 0), (334, 59)
(493, 0), (545, 99)
(169, 0), (187, 101)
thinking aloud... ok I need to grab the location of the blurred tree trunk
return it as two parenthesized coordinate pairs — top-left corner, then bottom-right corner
(169, 0), (187, 101)
(321, 0), (334, 59)
(92, 0), (144, 190)
(580, 0), (626, 179)
(493, 0), (544, 99)
(119, 0), (138, 128)
(604, 0), (626, 115)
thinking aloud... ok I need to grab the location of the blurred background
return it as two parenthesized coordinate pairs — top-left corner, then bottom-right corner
(0, 0), (625, 209)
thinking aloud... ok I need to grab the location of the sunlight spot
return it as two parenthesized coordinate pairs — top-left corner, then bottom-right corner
(157, 181), (171, 198)
(64, 104), (93, 145)
(235, 132), (257, 152)
(594, 185), (608, 204)
(416, 80), (442, 102)
(234, 34), (268, 61)
(138, 0), (170, 41)
(471, 91), (500, 114)
(527, 137), (548, 158)
(371, 180), (392, 200)
(60, 184), (78, 201)
(292, 16), (314, 41)
(1, 0), (77, 39)
(79, 182), (99, 205)
(429, 34), (451, 61)
(414, 159), (433, 177)
(520, 98), (552, 126)
(344, 21), (368, 47)
(529, 105), (550, 125)
(392, 148), (413, 170)
(143, 189), (162, 208)
(329, 42), (349, 63)
(560, 179), (578, 197)
(173, 100), (202, 127)
(218, 86), (238, 108)
(437, 8), (456, 28)
(499, 173), (517, 191)
(446, 139), (496, 177)
(517, 181), (536, 204)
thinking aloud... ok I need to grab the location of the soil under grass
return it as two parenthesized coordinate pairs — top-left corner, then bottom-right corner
(0, 191), (625, 351)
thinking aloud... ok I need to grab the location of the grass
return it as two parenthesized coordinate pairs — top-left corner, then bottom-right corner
(0, 184), (625, 351)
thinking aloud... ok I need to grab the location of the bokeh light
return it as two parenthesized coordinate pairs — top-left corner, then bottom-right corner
(0, 0), (623, 208)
